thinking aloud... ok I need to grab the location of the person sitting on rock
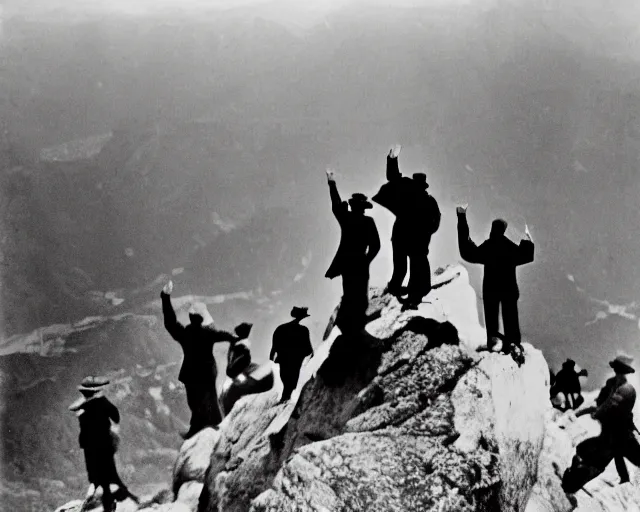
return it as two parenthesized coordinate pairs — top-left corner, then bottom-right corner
(563, 354), (640, 492)
(270, 306), (314, 403)
(220, 322), (275, 415)
(550, 359), (588, 411)
(69, 376), (139, 512)
(160, 280), (242, 438)
(372, 145), (441, 310)
(456, 204), (534, 355)
(325, 168), (381, 334)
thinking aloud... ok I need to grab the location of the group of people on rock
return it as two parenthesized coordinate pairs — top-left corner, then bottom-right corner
(68, 144), (640, 510)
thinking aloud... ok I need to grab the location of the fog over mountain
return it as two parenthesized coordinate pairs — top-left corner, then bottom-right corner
(2, 0), (640, 509)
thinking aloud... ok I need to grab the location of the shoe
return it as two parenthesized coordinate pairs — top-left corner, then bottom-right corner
(180, 426), (200, 440)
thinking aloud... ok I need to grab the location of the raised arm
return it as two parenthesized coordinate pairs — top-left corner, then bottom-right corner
(327, 173), (347, 220)
(160, 282), (186, 343)
(386, 148), (402, 181)
(515, 239), (535, 266)
(203, 325), (239, 344)
(456, 208), (484, 264)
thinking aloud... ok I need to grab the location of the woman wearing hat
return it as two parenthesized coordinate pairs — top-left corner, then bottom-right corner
(325, 169), (380, 334)
(69, 376), (138, 512)
(563, 354), (640, 492)
(270, 306), (314, 403)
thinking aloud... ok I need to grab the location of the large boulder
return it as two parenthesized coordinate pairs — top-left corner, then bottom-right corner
(199, 265), (550, 512)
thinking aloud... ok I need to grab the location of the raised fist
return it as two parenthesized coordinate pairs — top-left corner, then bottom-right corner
(456, 204), (468, 215)
(326, 168), (336, 182)
(162, 280), (173, 295)
(524, 223), (533, 241)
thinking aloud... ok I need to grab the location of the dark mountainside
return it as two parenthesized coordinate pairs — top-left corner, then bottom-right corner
(2, 0), (640, 510)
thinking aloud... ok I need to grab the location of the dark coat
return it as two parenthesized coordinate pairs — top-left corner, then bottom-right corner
(226, 340), (255, 379)
(594, 376), (636, 428)
(270, 321), (313, 366)
(325, 181), (380, 279)
(457, 212), (534, 299)
(372, 155), (441, 250)
(75, 396), (122, 486)
(161, 292), (237, 385)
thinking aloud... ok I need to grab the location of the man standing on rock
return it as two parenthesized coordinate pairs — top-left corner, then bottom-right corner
(161, 280), (242, 438)
(270, 306), (314, 403)
(372, 145), (441, 310)
(456, 204), (534, 354)
(325, 168), (380, 334)
(69, 376), (139, 512)
(563, 354), (640, 491)
(550, 359), (588, 411)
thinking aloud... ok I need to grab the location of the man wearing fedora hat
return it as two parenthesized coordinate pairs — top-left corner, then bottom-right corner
(270, 306), (314, 403)
(325, 169), (380, 334)
(456, 204), (534, 354)
(563, 354), (640, 492)
(69, 376), (138, 512)
(372, 145), (441, 310)
(161, 280), (245, 438)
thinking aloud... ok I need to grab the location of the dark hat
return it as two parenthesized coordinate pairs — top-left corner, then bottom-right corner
(610, 354), (635, 374)
(562, 359), (576, 368)
(78, 375), (110, 392)
(412, 173), (429, 189)
(234, 322), (253, 340)
(348, 193), (373, 210)
(291, 306), (310, 319)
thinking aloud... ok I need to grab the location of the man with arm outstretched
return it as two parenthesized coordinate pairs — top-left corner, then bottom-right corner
(456, 204), (534, 353)
(325, 169), (380, 334)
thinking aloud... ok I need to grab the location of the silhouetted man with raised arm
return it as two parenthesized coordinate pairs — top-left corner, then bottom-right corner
(160, 280), (241, 438)
(456, 204), (534, 353)
(270, 306), (314, 403)
(325, 169), (381, 334)
(373, 145), (441, 309)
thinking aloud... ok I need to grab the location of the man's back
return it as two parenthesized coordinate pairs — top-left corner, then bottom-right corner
(273, 321), (312, 362)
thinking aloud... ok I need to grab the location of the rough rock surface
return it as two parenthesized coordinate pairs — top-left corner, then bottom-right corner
(527, 402), (640, 512)
(199, 265), (549, 512)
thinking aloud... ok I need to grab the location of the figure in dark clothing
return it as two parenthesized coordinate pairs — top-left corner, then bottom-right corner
(372, 145), (441, 309)
(325, 169), (381, 334)
(563, 355), (640, 492)
(70, 376), (138, 512)
(270, 306), (314, 403)
(160, 280), (240, 439)
(220, 323), (275, 415)
(456, 205), (534, 352)
(550, 359), (588, 411)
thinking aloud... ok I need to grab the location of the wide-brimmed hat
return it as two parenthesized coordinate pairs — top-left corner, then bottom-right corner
(188, 302), (214, 326)
(610, 354), (635, 374)
(562, 359), (576, 369)
(348, 193), (373, 210)
(291, 306), (310, 319)
(78, 375), (110, 392)
(412, 173), (429, 189)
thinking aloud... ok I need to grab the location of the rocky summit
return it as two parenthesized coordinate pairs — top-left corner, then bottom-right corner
(54, 264), (633, 512)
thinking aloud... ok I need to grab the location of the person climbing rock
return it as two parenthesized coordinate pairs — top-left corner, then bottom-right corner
(372, 145), (441, 309)
(325, 168), (380, 334)
(270, 306), (314, 403)
(456, 204), (534, 354)
(160, 280), (241, 438)
(70, 376), (139, 512)
(563, 354), (640, 492)
(220, 322), (275, 415)
(550, 359), (588, 411)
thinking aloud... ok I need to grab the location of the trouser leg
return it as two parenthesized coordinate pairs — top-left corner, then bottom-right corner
(407, 251), (431, 303)
(483, 295), (500, 345)
(339, 268), (370, 333)
(502, 298), (522, 347)
(388, 237), (408, 292)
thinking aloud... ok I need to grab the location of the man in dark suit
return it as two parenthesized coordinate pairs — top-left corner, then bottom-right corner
(456, 204), (534, 352)
(270, 306), (314, 403)
(325, 169), (381, 334)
